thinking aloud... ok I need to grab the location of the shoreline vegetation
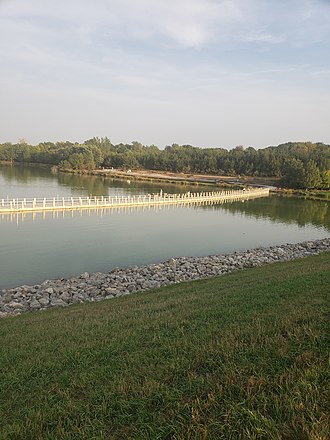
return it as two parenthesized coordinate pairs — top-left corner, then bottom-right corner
(1, 251), (329, 438)
(1, 159), (329, 201)
(0, 139), (329, 192)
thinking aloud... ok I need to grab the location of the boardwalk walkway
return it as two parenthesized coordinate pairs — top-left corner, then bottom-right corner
(0, 188), (270, 214)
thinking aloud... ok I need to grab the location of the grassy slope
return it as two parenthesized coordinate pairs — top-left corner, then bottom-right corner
(0, 253), (329, 440)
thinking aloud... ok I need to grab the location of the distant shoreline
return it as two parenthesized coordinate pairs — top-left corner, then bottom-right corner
(2, 161), (329, 201)
(0, 160), (279, 186)
(60, 167), (280, 188)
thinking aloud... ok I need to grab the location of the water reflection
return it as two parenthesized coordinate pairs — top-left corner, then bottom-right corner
(0, 163), (51, 183)
(201, 196), (330, 231)
(0, 164), (206, 197)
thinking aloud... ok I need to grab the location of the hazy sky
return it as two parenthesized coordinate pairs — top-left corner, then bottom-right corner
(1, 0), (329, 149)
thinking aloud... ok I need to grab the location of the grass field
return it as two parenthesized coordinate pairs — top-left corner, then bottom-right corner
(0, 253), (329, 439)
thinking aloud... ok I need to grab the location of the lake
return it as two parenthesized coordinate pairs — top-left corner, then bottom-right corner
(0, 164), (329, 289)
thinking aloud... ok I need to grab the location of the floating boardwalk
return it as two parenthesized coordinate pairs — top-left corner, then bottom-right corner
(0, 188), (270, 215)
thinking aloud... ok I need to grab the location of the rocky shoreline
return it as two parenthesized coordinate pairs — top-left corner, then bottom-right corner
(1, 238), (329, 318)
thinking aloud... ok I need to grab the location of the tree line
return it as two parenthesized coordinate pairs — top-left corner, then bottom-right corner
(0, 138), (329, 189)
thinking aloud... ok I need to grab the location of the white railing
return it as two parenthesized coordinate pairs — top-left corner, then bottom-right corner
(0, 188), (270, 214)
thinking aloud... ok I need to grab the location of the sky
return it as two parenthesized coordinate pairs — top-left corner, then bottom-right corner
(0, 0), (329, 149)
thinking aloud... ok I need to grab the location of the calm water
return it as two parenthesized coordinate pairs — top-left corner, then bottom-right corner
(0, 164), (329, 288)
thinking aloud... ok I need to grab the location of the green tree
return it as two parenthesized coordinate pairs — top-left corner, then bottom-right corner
(304, 160), (322, 189)
(320, 170), (330, 189)
(68, 153), (85, 170)
(281, 158), (305, 188)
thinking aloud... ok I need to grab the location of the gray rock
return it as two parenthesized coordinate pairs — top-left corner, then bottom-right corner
(104, 287), (118, 295)
(30, 299), (41, 310)
(168, 258), (176, 269)
(38, 297), (50, 306)
(8, 301), (25, 309)
(59, 292), (71, 302)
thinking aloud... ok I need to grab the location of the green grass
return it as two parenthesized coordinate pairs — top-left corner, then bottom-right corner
(1, 253), (329, 440)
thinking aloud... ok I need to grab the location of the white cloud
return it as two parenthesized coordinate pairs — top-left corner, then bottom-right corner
(156, 0), (241, 47)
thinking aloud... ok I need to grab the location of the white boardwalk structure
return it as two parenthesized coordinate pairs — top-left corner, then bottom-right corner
(0, 188), (270, 215)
